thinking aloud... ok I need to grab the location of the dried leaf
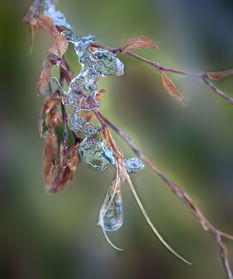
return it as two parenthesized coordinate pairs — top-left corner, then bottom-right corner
(43, 131), (58, 185)
(46, 143), (79, 193)
(36, 15), (68, 58)
(60, 58), (73, 83)
(122, 36), (158, 53)
(160, 72), (188, 107)
(48, 30), (68, 58)
(96, 89), (106, 101)
(80, 111), (94, 122)
(39, 95), (62, 137)
(36, 16), (68, 93)
(37, 58), (53, 94)
(207, 70), (233, 80)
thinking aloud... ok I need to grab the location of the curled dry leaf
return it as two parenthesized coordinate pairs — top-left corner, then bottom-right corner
(27, 15), (68, 93)
(43, 131), (58, 185)
(39, 94), (62, 137)
(207, 70), (233, 80)
(122, 36), (158, 53)
(35, 15), (68, 58)
(160, 72), (188, 107)
(45, 142), (79, 193)
(60, 58), (73, 84)
(96, 89), (106, 101)
(37, 58), (53, 94)
(79, 111), (94, 122)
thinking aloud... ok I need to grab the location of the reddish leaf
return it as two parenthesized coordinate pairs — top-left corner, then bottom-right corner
(35, 16), (68, 93)
(45, 143), (79, 193)
(39, 94), (62, 137)
(43, 131), (58, 185)
(36, 15), (68, 58)
(122, 36), (158, 53)
(96, 89), (106, 101)
(160, 72), (188, 107)
(37, 58), (53, 94)
(207, 70), (233, 80)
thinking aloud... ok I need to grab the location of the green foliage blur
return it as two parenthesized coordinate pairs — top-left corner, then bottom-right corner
(1, 0), (233, 278)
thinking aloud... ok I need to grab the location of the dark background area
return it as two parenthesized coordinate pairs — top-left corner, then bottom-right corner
(1, 0), (233, 278)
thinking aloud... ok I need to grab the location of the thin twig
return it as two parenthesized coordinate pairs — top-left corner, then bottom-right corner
(92, 44), (233, 105)
(95, 111), (233, 278)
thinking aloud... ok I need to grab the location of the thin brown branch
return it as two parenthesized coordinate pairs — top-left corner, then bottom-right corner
(95, 111), (233, 278)
(92, 44), (233, 105)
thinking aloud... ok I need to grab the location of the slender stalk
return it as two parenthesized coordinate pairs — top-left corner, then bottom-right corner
(95, 111), (233, 279)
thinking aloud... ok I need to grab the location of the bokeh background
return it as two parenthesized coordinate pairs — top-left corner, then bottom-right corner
(1, 0), (233, 278)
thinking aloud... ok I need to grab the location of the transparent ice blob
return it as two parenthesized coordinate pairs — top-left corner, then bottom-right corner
(79, 138), (115, 171)
(123, 158), (144, 174)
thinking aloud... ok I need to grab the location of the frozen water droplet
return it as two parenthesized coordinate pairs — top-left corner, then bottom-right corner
(98, 181), (123, 231)
(67, 113), (85, 132)
(79, 138), (115, 171)
(83, 122), (97, 137)
(43, 0), (72, 30)
(92, 49), (124, 77)
(123, 158), (144, 174)
(61, 30), (78, 43)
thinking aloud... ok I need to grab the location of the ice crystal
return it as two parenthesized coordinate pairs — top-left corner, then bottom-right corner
(124, 158), (145, 174)
(79, 137), (115, 171)
(43, 0), (72, 30)
(98, 181), (123, 231)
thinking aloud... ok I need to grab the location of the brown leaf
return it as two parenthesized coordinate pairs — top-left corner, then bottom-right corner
(207, 70), (233, 80)
(48, 30), (68, 58)
(96, 89), (106, 101)
(36, 15), (68, 58)
(39, 94), (62, 137)
(35, 16), (68, 93)
(45, 143), (79, 193)
(60, 58), (73, 84)
(122, 36), (158, 53)
(37, 58), (53, 94)
(160, 72), (188, 107)
(43, 131), (58, 185)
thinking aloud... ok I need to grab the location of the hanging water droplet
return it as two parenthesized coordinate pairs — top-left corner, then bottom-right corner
(98, 181), (123, 231)
(79, 138), (115, 171)
(124, 157), (144, 174)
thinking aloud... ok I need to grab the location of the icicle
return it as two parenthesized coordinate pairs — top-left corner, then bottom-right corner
(98, 180), (123, 231)
(98, 162), (124, 251)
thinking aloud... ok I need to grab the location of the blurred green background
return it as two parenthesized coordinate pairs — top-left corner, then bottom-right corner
(1, 0), (233, 278)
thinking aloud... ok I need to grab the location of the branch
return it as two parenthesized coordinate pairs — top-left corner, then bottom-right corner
(92, 44), (233, 106)
(95, 111), (233, 279)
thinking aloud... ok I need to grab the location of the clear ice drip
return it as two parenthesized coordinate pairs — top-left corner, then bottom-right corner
(79, 137), (115, 171)
(98, 180), (123, 231)
(124, 158), (145, 174)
